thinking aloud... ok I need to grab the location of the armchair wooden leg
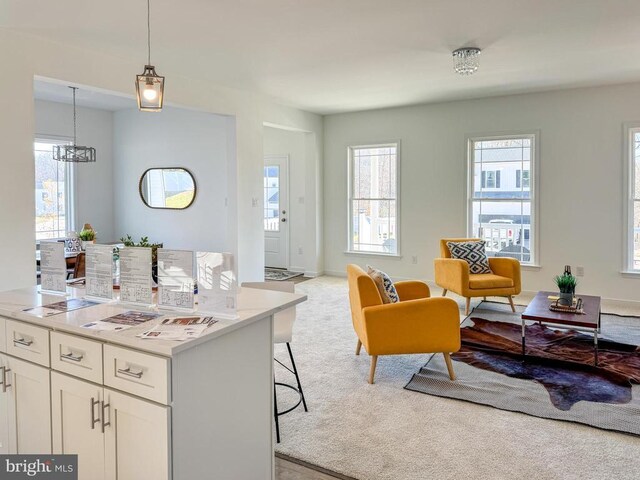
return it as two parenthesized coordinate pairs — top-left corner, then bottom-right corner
(356, 339), (362, 356)
(443, 353), (456, 381)
(507, 296), (516, 313)
(368, 355), (378, 384)
(442, 289), (448, 297)
(465, 298), (471, 316)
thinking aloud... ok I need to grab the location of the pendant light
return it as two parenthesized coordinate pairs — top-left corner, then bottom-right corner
(135, 0), (165, 111)
(52, 87), (96, 163)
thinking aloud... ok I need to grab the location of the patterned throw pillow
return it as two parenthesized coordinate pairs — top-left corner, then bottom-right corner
(367, 265), (400, 304)
(446, 241), (492, 274)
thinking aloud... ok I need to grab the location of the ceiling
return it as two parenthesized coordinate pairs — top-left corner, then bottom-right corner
(33, 80), (135, 111)
(6, 0), (640, 114)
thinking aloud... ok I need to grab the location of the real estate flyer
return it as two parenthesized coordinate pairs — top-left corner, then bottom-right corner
(157, 249), (194, 310)
(119, 247), (153, 306)
(139, 315), (218, 341)
(85, 243), (115, 301)
(23, 298), (99, 318)
(81, 310), (160, 331)
(39, 240), (67, 294)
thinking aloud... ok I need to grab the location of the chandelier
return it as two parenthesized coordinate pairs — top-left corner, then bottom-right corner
(452, 47), (481, 76)
(52, 87), (96, 163)
(135, 0), (165, 111)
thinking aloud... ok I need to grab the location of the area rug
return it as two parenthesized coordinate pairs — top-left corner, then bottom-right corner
(405, 302), (640, 435)
(265, 267), (304, 281)
(274, 277), (640, 480)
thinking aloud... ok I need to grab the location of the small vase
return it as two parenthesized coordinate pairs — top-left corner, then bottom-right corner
(558, 292), (574, 306)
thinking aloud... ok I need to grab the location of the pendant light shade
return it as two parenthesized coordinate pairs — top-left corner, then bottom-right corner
(136, 0), (164, 111)
(53, 87), (96, 163)
(136, 65), (165, 111)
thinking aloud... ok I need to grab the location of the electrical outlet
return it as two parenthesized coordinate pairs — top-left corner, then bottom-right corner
(411, 255), (418, 265)
(251, 198), (258, 207)
(576, 266), (584, 277)
(298, 247), (303, 255)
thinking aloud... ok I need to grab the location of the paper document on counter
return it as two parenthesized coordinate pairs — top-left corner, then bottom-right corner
(139, 315), (218, 341)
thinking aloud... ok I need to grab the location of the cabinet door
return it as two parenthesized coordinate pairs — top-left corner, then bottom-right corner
(0, 354), (11, 454)
(5, 355), (51, 453)
(104, 388), (171, 480)
(51, 372), (105, 480)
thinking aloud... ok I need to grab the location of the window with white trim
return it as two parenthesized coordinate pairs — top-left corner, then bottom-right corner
(627, 127), (640, 271)
(348, 143), (399, 254)
(468, 135), (536, 264)
(35, 139), (74, 240)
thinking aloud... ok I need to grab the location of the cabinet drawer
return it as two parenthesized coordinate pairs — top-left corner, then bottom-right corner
(5, 320), (50, 367)
(0, 317), (5, 352)
(103, 345), (170, 404)
(50, 332), (103, 384)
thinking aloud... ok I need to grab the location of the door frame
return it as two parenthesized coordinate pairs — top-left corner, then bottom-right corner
(264, 154), (290, 269)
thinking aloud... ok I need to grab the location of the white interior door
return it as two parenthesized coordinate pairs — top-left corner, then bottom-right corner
(264, 155), (289, 269)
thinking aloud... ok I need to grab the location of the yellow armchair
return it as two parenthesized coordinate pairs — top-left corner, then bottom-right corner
(434, 238), (522, 315)
(347, 264), (461, 384)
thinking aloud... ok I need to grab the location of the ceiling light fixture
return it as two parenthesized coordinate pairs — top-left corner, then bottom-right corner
(52, 87), (96, 163)
(452, 47), (481, 76)
(135, 0), (165, 111)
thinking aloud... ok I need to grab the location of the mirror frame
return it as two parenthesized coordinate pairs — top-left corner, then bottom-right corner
(138, 167), (197, 210)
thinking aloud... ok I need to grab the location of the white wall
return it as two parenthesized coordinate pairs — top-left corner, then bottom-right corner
(324, 83), (640, 302)
(263, 126), (323, 276)
(34, 99), (115, 241)
(0, 28), (322, 291)
(113, 107), (230, 252)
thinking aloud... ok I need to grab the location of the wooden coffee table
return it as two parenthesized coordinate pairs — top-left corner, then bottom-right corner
(521, 291), (602, 365)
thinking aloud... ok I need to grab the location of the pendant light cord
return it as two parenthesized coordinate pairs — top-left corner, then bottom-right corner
(147, 0), (151, 65)
(71, 86), (77, 146)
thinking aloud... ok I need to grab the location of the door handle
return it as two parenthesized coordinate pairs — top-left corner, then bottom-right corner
(1, 367), (11, 393)
(90, 397), (100, 429)
(13, 338), (33, 347)
(101, 400), (111, 433)
(117, 367), (143, 379)
(61, 351), (84, 362)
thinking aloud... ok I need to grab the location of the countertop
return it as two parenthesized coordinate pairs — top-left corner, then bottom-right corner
(0, 286), (307, 357)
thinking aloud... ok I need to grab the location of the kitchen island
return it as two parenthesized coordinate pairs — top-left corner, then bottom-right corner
(0, 285), (306, 480)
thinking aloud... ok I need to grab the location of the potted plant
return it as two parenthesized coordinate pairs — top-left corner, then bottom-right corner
(119, 235), (163, 283)
(553, 273), (578, 306)
(78, 228), (97, 249)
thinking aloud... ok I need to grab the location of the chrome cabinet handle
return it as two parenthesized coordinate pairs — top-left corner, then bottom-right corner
(13, 338), (33, 347)
(0, 367), (4, 392)
(61, 352), (84, 362)
(101, 401), (111, 433)
(2, 368), (11, 393)
(117, 367), (143, 379)
(90, 397), (100, 429)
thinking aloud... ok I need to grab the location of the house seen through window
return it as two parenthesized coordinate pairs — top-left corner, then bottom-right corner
(34, 139), (73, 240)
(469, 135), (536, 264)
(348, 143), (399, 254)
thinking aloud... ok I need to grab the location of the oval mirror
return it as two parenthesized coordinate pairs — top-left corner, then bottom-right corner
(139, 167), (196, 209)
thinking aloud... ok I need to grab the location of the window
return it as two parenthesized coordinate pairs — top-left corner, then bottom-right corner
(468, 135), (536, 264)
(348, 143), (399, 254)
(264, 165), (280, 232)
(626, 127), (640, 271)
(516, 169), (530, 189)
(481, 170), (501, 189)
(35, 139), (74, 240)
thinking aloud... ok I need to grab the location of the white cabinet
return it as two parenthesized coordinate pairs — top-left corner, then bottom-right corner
(0, 353), (10, 454)
(104, 388), (171, 480)
(0, 353), (51, 454)
(51, 372), (106, 480)
(52, 372), (170, 480)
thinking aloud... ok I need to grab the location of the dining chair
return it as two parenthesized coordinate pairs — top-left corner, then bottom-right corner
(241, 281), (307, 443)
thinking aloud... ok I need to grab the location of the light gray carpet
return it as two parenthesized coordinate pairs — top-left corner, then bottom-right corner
(406, 302), (640, 436)
(274, 276), (640, 480)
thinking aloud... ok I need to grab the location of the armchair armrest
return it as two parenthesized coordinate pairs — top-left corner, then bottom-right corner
(434, 258), (470, 294)
(361, 297), (461, 355)
(394, 280), (430, 301)
(488, 257), (522, 294)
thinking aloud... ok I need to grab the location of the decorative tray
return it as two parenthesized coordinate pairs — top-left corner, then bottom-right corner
(548, 298), (584, 314)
